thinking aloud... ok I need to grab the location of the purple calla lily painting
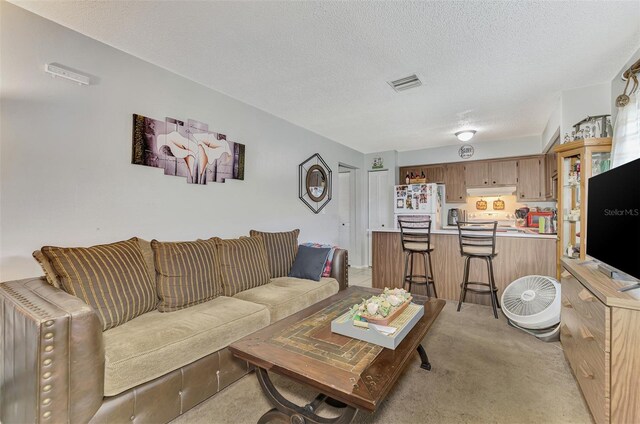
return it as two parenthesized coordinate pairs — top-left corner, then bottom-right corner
(131, 113), (245, 184)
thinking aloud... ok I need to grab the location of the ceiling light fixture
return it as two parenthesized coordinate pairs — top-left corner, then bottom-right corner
(455, 130), (476, 142)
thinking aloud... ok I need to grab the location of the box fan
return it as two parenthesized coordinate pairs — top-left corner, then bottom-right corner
(501, 275), (561, 342)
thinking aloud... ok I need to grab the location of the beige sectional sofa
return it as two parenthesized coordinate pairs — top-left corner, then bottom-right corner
(0, 234), (348, 424)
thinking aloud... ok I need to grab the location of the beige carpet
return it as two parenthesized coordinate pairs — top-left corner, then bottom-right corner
(173, 301), (591, 424)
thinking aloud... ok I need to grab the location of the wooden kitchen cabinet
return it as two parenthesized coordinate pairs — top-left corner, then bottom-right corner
(399, 153), (559, 204)
(445, 163), (466, 203)
(424, 165), (445, 183)
(465, 160), (517, 187)
(516, 156), (544, 201)
(545, 151), (558, 200)
(464, 162), (489, 187)
(489, 160), (518, 186)
(400, 165), (444, 184)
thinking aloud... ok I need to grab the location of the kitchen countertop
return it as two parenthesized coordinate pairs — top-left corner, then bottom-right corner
(368, 227), (557, 239)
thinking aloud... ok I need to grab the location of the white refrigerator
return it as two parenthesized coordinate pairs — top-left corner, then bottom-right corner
(393, 183), (441, 229)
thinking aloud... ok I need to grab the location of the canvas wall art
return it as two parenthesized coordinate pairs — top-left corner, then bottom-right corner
(132, 114), (245, 184)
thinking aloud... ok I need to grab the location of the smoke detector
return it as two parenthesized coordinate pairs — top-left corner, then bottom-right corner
(388, 74), (422, 92)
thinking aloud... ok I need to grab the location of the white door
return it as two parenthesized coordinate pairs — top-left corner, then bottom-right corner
(338, 171), (352, 253)
(368, 170), (390, 266)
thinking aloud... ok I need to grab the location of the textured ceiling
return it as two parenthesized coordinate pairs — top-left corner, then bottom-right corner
(11, 1), (640, 153)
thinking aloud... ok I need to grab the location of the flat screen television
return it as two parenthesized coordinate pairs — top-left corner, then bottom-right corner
(587, 157), (640, 281)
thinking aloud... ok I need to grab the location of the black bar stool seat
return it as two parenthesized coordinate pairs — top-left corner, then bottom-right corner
(398, 217), (437, 298)
(456, 221), (501, 318)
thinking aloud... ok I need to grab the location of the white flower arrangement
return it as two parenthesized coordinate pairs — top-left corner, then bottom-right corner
(350, 287), (411, 321)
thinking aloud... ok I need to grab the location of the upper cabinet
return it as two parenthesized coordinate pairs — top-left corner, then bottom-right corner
(399, 165), (444, 184)
(464, 160), (517, 187)
(544, 151), (558, 200)
(445, 163), (466, 203)
(516, 157), (544, 201)
(399, 155), (556, 204)
(464, 162), (489, 186)
(424, 165), (445, 183)
(489, 160), (518, 186)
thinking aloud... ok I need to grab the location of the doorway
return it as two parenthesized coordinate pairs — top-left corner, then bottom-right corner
(338, 164), (357, 265)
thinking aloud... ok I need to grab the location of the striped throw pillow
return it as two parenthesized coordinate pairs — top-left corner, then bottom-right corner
(42, 238), (157, 331)
(213, 236), (271, 296)
(32, 249), (62, 288)
(151, 238), (223, 312)
(249, 229), (299, 278)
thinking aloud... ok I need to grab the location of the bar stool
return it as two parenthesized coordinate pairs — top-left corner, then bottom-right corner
(398, 216), (438, 298)
(456, 221), (501, 319)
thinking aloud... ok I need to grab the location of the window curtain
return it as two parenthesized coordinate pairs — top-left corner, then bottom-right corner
(611, 90), (640, 168)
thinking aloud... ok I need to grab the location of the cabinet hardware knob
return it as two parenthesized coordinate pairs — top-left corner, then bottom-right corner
(493, 181), (496, 184)
(578, 289), (596, 302)
(579, 326), (595, 341)
(579, 362), (594, 379)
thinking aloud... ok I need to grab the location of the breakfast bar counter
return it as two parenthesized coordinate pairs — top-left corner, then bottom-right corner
(370, 228), (557, 306)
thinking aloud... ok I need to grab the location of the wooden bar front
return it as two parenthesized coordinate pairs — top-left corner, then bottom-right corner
(372, 231), (556, 306)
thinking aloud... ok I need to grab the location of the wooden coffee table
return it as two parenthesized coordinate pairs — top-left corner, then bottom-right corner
(229, 286), (445, 424)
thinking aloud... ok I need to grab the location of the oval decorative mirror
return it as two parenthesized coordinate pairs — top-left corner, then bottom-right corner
(306, 164), (327, 202)
(299, 153), (332, 213)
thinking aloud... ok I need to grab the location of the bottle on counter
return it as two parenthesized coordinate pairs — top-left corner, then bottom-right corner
(405, 172), (410, 184)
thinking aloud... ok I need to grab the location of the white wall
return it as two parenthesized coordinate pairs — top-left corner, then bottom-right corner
(560, 82), (612, 138)
(541, 98), (561, 151)
(397, 135), (542, 166)
(0, 3), (366, 280)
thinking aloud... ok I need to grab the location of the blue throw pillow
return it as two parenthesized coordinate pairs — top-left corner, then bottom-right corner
(288, 245), (332, 281)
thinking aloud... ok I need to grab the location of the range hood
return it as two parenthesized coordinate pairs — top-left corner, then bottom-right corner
(466, 186), (517, 197)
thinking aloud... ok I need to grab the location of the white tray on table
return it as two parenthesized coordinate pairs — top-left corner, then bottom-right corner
(330, 303), (424, 349)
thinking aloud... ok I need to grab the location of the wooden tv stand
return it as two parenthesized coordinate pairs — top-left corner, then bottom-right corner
(560, 258), (640, 423)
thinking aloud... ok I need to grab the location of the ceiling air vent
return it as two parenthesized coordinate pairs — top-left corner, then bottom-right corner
(388, 74), (422, 92)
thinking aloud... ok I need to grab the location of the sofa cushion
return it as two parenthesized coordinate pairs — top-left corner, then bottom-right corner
(233, 277), (339, 322)
(288, 245), (332, 281)
(136, 238), (157, 282)
(213, 236), (271, 296)
(42, 237), (157, 331)
(151, 238), (223, 312)
(249, 229), (299, 278)
(102, 296), (269, 396)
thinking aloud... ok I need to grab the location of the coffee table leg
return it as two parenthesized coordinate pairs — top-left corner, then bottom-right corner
(417, 344), (432, 371)
(255, 367), (358, 424)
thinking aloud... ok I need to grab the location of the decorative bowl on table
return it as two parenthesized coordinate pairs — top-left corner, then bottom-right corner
(349, 288), (413, 326)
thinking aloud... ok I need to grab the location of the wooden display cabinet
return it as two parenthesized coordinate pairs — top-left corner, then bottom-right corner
(554, 137), (612, 279)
